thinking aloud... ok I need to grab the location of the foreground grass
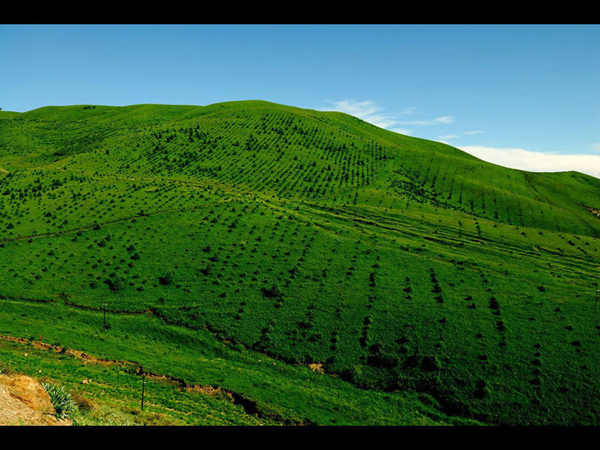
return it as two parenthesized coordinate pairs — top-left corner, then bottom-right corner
(1, 101), (599, 425)
(0, 298), (468, 426)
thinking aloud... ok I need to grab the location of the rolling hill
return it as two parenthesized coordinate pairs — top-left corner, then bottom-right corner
(1, 100), (599, 425)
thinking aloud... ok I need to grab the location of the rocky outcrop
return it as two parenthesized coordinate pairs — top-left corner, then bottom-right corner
(0, 374), (71, 426)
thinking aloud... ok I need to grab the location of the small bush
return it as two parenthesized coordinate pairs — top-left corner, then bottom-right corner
(107, 276), (125, 291)
(0, 361), (13, 376)
(42, 382), (78, 419)
(159, 269), (175, 286)
(71, 392), (96, 412)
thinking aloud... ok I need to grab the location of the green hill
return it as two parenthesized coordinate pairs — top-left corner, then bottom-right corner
(1, 101), (599, 425)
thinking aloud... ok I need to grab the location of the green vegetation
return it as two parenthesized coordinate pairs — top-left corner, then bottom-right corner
(41, 382), (78, 419)
(1, 100), (600, 425)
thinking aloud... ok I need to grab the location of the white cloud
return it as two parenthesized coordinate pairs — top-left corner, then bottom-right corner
(322, 100), (399, 129)
(326, 100), (379, 119)
(396, 116), (455, 126)
(398, 106), (418, 115)
(360, 113), (398, 129)
(318, 100), (599, 179)
(438, 134), (459, 141)
(321, 100), (450, 132)
(389, 127), (413, 136)
(457, 145), (600, 179)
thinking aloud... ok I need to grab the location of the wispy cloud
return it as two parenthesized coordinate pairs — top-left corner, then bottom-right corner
(325, 100), (378, 118)
(320, 100), (452, 135)
(398, 106), (418, 115)
(319, 99), (599, 179)
(457, 145), (600, 179)
(321, 100), (415, 130)
(438, 134), (459, 141)
(389, 127), (413, 136)
(396, 116), (455, 126)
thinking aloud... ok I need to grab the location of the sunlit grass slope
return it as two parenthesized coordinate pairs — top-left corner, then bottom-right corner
(1, 101), (600, 425)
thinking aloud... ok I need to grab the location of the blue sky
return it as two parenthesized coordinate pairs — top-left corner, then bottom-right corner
(2, 24), (600, 176)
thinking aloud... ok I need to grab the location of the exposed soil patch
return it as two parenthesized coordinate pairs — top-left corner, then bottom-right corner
(582, 204), (600, 218)
(0, 335), (134, 368)
(0, 374), (71, 426)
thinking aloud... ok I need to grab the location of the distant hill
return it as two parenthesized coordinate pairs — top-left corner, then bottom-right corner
(2, 101), (599, 237)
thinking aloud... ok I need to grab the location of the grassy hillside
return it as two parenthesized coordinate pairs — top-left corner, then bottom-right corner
(1, 101), (600, 425)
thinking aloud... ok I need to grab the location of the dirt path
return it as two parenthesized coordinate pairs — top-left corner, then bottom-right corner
(0, 334), (136, 368)
(0, 167), (8, 174)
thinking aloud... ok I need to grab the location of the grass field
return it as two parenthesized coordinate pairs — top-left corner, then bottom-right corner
(1, 100), (600, 425)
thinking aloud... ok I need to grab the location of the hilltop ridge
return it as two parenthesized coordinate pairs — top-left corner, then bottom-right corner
(2, 101), (599, 237)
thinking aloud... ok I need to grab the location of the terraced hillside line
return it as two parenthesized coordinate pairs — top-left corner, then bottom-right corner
(97, 172), (240, 195)
(0, 294), (55, 304)
(300, 201), (600, 278)
(0, 334), (136, 368)
(0, 200), (229, 244)
(0, 293), (154, 317)
(0, 293), (332, 382)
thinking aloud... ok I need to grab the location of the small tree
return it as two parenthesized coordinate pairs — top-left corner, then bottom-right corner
(261, 283), (283, 299)
(108, 276), (125, 291)
(159, 269), (175, 286)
